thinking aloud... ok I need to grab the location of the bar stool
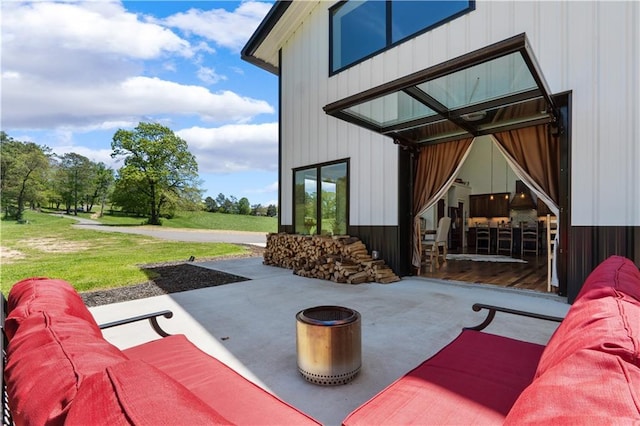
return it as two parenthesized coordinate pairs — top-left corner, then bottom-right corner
(521, 221), (539, 256)
(475, 223), (490, 254)
(497, 222), (513, 256)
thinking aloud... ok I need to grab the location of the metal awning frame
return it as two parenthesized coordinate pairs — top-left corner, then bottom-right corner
(324, 33), (561, 145)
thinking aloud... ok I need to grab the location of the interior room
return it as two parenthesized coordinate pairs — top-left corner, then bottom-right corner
(419, 136), (557, 293)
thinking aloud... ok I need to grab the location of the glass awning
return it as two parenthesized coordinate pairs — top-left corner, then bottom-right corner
(324, 33), (559, 146)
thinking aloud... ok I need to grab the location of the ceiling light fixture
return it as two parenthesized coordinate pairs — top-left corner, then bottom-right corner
(460, 111), (487, 122)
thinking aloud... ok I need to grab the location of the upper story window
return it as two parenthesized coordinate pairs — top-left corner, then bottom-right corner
(330, 1), (475, 74)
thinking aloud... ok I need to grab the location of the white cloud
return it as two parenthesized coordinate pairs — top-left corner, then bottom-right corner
(178, 122), (278, 173)
(50, 144), (118, 169)
(162, 1), (273, 51)
(1, 1), (193, 83)
(2, 74), (273, 128)
(197, 66), (227, 85)
(1, 1), (273, 130)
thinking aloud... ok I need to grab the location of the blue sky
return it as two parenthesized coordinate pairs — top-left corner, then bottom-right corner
(1, 0), (279, 206)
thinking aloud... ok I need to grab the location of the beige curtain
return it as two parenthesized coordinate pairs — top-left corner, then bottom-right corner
(492, 124), (561, 286)
(412, 138), (474, 272)
(492, 125), (560, 207)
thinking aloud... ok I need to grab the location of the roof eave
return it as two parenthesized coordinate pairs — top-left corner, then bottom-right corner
(241, 0), (291, 75)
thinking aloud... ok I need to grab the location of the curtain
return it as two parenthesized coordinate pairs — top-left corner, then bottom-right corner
(412, 138), (474, 272)
(492, 124), (559, 209)
(492, 124), (561, 286)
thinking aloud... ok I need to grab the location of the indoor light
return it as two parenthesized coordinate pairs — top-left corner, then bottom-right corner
(460, 111), (487, 122)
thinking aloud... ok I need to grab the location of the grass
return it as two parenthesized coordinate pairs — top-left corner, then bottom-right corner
(0, 211), (253, 295)
(75, 209), (278, 233)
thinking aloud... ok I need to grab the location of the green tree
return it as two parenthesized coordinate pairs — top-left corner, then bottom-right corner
(91, 163), (114, 216)
(56, 153), (93, 215)
(251, 203), (267, 216)
(266, 204), (278, 217)
(0, 132), (51, 221)
(215, 193), (227, 210)
(109, 170), (148, 216)
(204, 196), (218, 212)
(237, 197), (251, 215)
(111, 122), (202, 225)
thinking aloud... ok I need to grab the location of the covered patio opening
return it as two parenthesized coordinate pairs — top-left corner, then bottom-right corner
(324, 33), (569, 296)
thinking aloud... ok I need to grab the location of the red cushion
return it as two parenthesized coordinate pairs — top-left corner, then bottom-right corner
(65, 360), (233, 425)
(574, 255), (640, 303)
(342, 330), (545, 425)
(6, 277), (99, 340)
(536, 256), (640, 377)
(123, 335), (320, 425)
(505, 349), (640, 424)
(5, 312), (128, 425)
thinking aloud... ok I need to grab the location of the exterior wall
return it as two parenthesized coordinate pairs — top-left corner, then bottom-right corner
(275, 0), (639, 287)
(279, 3), (399, 229)
(308, 0), (638, 227)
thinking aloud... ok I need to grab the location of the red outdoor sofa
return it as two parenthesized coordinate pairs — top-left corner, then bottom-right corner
(343, 255), (640, 424)
(1, 277), (320, 425)
(2, 255), (639, 424)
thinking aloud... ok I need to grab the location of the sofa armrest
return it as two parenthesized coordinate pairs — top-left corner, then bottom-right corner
(465, 303), (564, 331)
(99, 310), (173, 338)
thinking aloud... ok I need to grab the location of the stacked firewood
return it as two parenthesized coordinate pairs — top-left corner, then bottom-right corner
(263, 233), (400, 284)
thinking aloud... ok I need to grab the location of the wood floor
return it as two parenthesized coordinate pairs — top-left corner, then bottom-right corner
(420, 253), (552, 293)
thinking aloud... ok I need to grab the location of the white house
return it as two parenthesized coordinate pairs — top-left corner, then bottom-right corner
(242, 0), (639, 302)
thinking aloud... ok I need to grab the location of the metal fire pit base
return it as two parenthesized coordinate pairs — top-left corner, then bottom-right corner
(296, 306), (361, 386)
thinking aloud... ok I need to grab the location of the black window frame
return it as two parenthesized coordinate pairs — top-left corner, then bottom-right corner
(329, 0), (476, 75)
(293, 158), (350, 236)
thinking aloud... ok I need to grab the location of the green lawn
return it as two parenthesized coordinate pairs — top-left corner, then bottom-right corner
(75, 209), (277, 233)
(0, 211), (255, 295)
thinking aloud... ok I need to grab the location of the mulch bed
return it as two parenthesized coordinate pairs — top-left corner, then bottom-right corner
(82, 264), (250, 307)
(81, 247), (262, 307)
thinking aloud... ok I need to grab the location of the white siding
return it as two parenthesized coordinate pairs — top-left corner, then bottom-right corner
(279, 0), (639, 227)
(280, 2), (398, 227)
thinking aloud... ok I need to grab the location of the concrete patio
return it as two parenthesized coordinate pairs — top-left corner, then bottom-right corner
(89, 257), (570, 426)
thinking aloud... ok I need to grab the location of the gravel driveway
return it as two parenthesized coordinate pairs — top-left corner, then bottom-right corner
(64, 215), (267, 247)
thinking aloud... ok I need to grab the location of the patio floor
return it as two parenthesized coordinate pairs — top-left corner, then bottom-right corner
(89, 257), (570, 426)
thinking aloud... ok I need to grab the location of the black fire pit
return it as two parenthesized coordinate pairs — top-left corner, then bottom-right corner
(295, 306), (361, 386)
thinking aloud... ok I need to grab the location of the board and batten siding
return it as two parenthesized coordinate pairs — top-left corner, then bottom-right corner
(279, 2), (399, 228)
(279, 1), (638, 229)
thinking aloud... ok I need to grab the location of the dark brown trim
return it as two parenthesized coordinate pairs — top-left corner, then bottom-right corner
(556, 91), (571, 298)
(567, 226), (639, 303)
(348, 225), (402, 274)
(397, 147), (413, 276)
(325, 33), (531, 114)
(277, 48), (283, 232)
(241, 1), (291, 75)
(292, 158), (350, 236)
(329, 0), (476, 75)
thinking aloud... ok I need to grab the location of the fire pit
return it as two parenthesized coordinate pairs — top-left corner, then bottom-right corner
(295, 306), (361, 386)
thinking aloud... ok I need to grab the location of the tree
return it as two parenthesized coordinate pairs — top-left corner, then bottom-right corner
(109, 170), (148, 216)
(204, 196), (218, 212)
(111, 122), (202, 225)
(266, 204), (278, 217)
(91, 163), (114, 216)
(0, 132), (50, 220)
(56, 153), (93, 215)
(251, 203), (267, 216)
(237, 197), (251, 215)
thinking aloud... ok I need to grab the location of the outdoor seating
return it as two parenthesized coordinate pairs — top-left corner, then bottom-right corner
(342, 256), (640, 425)
(2, 277), (320, 425)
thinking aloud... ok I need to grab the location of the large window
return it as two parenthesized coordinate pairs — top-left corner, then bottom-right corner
(294, 160), (349, 236)
(330, 0), (475, 74)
